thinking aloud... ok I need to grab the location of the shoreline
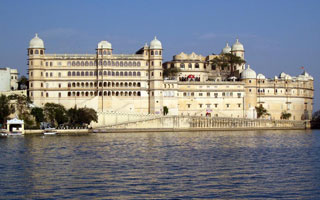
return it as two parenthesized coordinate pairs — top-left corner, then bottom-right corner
(20, 126), (312, 135)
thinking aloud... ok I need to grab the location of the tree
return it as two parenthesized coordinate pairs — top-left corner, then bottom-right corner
(163, 106), (169, 115)
(280, 111), (292, 120)
(31, 107), (44, 126)
(211, 53), (246, 76)
(44, 103), (68, 127)
(18, 75), (28, 90)
(255, 104), (269, 118)
(311, 110), (320, 129)
(0, 95), (14, 127)
(67, 106), (98, 125)
(163, 67), (180, 78)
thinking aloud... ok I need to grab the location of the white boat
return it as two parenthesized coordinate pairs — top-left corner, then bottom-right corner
(0, 130), (8, 137)
(44, 128), (57, 135)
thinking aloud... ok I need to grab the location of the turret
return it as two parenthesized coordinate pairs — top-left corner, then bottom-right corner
(148, 36), (163, 114)
(241, 65), (257, 118)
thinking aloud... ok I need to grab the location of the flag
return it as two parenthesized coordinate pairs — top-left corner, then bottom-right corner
(300, 66), (305, 70)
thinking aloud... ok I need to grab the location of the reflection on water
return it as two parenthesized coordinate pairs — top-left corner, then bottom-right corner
(1, 130), (320, 199)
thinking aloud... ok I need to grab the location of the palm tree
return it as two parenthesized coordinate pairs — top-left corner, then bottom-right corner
(211, 53), (246, 76)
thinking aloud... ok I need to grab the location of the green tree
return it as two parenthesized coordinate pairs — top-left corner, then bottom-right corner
(163, 67), (180, 78)
(255, 104), (270, 118)
(163, 106), (169, 115)
(280, 111), (292, 120)
(44, 103), (68, 127)
(0, 95), (14, 127)
(67, 106), (98, 125)
(211, 53), (246, 76)
(18, 75), (28, 90)
(31, 107), (44, 126)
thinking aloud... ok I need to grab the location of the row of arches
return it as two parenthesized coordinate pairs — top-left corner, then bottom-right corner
(68, 81), (141, 88)
(67, 91), (141, 97)
(67, 60), (142, 67)
(67, 71), (142, 77)
(29, 49), (44, 55)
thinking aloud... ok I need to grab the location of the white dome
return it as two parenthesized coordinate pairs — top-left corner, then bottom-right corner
(97, 40), (112, 49)
(257, 73), (266, 79)
(279, 72), (287, 79)
(150, 36), (162, 49)
(29, 33), (44, 48)
(221, 43), (231, 54)
(241, 65), (256, 79)
(232, 38), (244, 51)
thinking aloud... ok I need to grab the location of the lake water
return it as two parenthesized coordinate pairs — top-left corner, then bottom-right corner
(0, 130), (320, 199)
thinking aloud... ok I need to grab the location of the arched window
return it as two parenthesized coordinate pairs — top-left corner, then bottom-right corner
(116, 72), (119, 76)
(81, 61), (84, 66)
(137, 82), (141, 87)
(81, 72), (84, 76)
(85, 82), (89, 87)
(112, 72), (115, 76)
(128, 61), (132, 66)
(77, 82), (80, 87)
(85, 61), (88, 66)
(103, 51), (107, 55)
(124, 72), (128, 76)
(116, 61), (119, 66)
(68, 92), (71, 96)
(77, 72), (80, 76)
(86, 92), (88, 96)
(30, 50), (33, 55)
(155, 51), (158, 55)
(72, 82), (76, 87)
(108, 61), (111, 66)
(120, 72), (123, 76)
(129, 72), (132, 76)
(90, 61), (93, 66)
(120, 61), (123, 67)
(108, 91), (111, 96)
(133, 72), (136, 76)
(195, 63), (199, 68)
(68, 71), (71, 76)
(125, 82), (128, 87)
(90, 92), (93, 96)
(129, 82), (132, 87)
(90, 82), (93, 87)
(120, 82), (123, 87)
(116, 82), (119, 87)
(99, 82), (102, 87)
(137, 92), (141, 96)
(40, 50), (43, 55)
(81, 82), (84, 87)
(112, 61), (115, 66)
(104, 61), (107, 66)
(99, 71), (102, 76)
(180, 63), (185, 69)
(151, 51), (154, 55)
(159, 51), (162, 55)
(85, 71), (89, 76)
(68, 83), (71, 87)
(137, 62), (141, 67)
(188, 63), (192, 68)
(99, 60), (102, 66)
(133, 82), (136, 87)
(35, 50), (39, 54)
(104, 82), (107, 87)
(104, 91), (107, 96)
(90, 71), (93, 76)
(137, 72), (141, 76)
(108, 71), (111, 76)
(133, 62), (136, 67)
(104, 71), (107, 75)
(72, 72), (75, 76)
(124, 62), (127, 66)
(76, 61), (80, 66)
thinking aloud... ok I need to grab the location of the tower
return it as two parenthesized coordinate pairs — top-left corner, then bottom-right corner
(148, 36), (164, 114)
(28, 33), (45, 105)
(241, 65), (257, 118)
(231, 38), (245, 72)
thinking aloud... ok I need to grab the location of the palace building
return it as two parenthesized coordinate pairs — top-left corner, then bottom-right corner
(27, 34), (314, 121)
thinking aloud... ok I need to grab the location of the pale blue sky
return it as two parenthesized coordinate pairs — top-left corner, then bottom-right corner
(0, 0), (319, 110)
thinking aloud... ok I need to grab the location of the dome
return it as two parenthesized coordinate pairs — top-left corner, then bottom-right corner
(150, 36), (162, 49)
(257, 73), (266, 79)
(221, 43), (231, 54)
(29, 33), (44, 48)
(241, 65), (256, 79)
(97, 40), (112, 49)
(232, 38), (244, 51)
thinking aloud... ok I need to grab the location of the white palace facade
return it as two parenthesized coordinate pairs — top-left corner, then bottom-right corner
(28, 34), (314, 121)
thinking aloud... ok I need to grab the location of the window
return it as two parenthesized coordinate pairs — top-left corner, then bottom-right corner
(226, 104), (230, 108)
(199, 104), (203, 108)
(214, 104), (218, 108)
(58, 84), (61, 88)
(30, 72), (33, 77)
(35, 50), (39, 54)
(195, 63), (199, 68)
(207, 92), (210, 96)
(187, 104), (191, 108)
(58, 72), (61, 77)
(59, 93), (61, 98)
(238, 104), (241, 108)
(199, 93), (203, 96)
(180, 63), (185, 69)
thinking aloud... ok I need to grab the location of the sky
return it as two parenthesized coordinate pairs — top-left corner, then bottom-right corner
(0, 0), (319, 110)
